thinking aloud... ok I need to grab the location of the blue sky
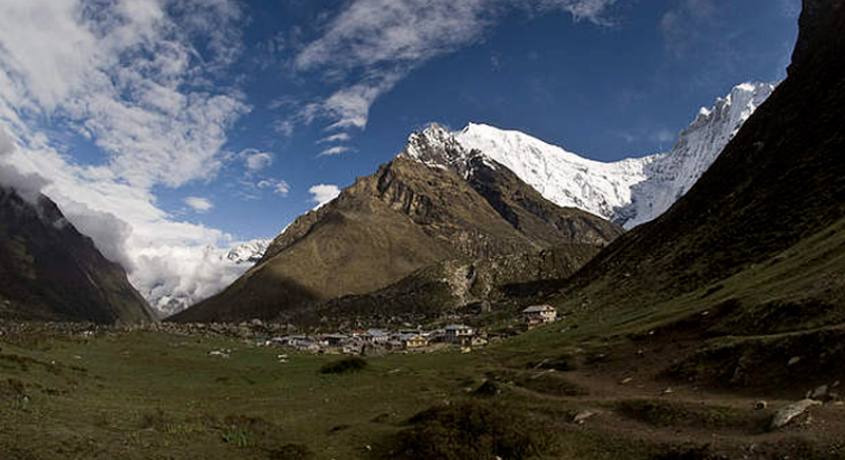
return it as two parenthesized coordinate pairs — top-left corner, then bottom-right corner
(193, 0), (799, 240)
(0, 0), (800, 309)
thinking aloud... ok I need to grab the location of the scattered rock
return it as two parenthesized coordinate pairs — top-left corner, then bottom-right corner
(755, 401), (768, 410)
(787, 356), (802, 366)
(573, 410), (597, 424)
(769, 399), (821, 431)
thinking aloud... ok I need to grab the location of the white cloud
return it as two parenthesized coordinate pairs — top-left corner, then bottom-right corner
(0, 126), (48, 203)
(320, 146), (354, 157)
(287, 0), (616, 136)
(274, 182), (291, 196)
(132, 244), (253, 316)
(0, 0), (258, 315)
(184, 196), (214, 213)
(309, 184), (341, 208)
(240, 149), (274, 172)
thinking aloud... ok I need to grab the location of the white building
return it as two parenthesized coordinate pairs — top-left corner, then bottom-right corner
(522, 305), (557, 326)
(444, 324), (474, 344)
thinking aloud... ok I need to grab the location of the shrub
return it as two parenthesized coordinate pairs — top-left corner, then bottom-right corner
(319, 357), (367, 374)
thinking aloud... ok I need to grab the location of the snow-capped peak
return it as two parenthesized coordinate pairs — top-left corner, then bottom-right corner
(402, 82), (775, 228)
(402, 123), (471, 171)
(226, 239), (269, 265)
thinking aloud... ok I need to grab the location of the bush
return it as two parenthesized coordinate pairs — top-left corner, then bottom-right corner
(386, 402), (552, 459)
(319, 357), (367, 374)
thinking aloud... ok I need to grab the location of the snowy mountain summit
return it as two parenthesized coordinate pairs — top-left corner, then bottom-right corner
(405, 82), (775, 229)
(226, 239), (269, 265)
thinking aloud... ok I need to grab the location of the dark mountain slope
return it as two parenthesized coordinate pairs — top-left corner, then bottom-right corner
(173, 136), (621, 323)
(0, 188), (155, 324)
(548, 0), (845, 332)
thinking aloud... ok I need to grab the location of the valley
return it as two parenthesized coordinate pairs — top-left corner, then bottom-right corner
(0, 0), (843, 458)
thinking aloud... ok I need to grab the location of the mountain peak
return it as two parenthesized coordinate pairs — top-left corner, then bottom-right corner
(402, 123), (469, 168)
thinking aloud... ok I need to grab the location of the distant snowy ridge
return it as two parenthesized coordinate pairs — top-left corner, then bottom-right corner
(405, 82), (775, 229)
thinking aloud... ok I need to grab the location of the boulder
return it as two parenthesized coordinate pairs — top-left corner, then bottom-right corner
(769, 399), (821, 431)
(573, 410), (597, 424)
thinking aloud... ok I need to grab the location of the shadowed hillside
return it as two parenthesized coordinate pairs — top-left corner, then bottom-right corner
(0, 188), (155, 324)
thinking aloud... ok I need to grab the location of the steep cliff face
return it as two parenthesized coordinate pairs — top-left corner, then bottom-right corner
(0, 188), (155, 323)
(173, 135), (620, 323)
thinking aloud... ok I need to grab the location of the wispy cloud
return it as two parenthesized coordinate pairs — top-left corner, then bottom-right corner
(319, 145), (355, 157)
(257, 179), (291, 196)
(318, 133), (352, 144)
(659, 0), (718, 58)
(282, 0), (617, 148)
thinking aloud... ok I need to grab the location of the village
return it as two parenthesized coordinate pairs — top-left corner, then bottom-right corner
(0, 304), (560, 358)
(253, 304), (559, 355)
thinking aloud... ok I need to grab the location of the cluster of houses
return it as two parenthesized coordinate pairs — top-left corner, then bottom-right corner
(257, 305), (559, 355)
(261, 324), (484, 354)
